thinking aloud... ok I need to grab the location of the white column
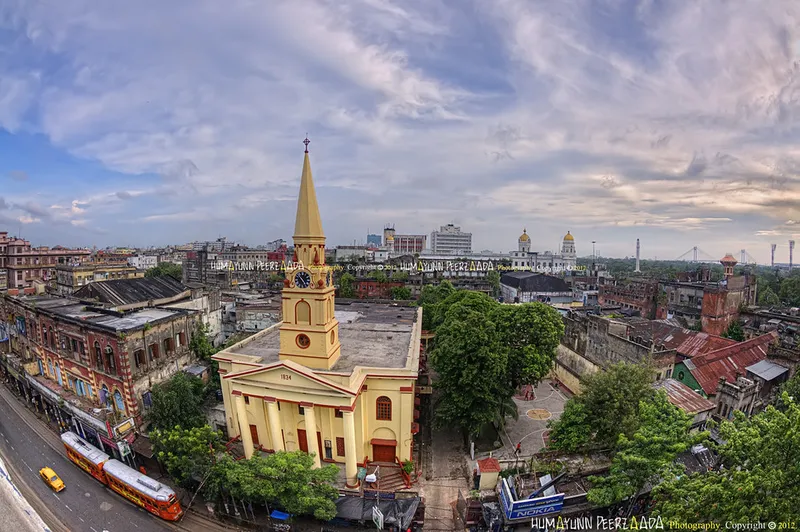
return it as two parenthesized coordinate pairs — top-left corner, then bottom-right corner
(342, 410), (358, 487)
(303, 404), (321, 468)
(234, 394), (254, 459)
(266, 400), (284, 451)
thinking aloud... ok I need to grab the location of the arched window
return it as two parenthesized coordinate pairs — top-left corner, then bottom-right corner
(113, 390), (126, 414)
(47, 359), (54, 379)
(376, 396), (392, 421)
(94, 341), (103, 371)
(295, 301), (311, 325)
(48, 327), (54, 347)
(105, 345), (116, 373)
(55, 364), (63, 387)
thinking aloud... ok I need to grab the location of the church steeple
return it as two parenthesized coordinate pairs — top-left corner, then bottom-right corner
(294, 137), (325, 244)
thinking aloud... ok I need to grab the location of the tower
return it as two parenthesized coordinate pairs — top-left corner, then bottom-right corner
(278, 138), (341, 370)
(518, 228), (531, 253)
(791, 240), (795, 271)
(635, 239), (641, 273)
(720, 253), (737, 281)
(771, 244), (777, 268)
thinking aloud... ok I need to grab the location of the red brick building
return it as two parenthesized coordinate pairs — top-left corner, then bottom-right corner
(0, 293), (199, 460)
(598, 278), (660, 318)
(353, 279), (405, 299)
(1, 231), (91, 290)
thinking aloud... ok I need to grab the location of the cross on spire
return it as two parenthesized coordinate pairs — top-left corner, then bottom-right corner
(303, 135), (310, 153)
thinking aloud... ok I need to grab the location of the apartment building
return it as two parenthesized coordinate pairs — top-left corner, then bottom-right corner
(0, 232), (91, 290)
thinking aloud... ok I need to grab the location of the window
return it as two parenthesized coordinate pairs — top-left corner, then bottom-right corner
(244, 396), (250, 405)
(113, 390), (125, 414)
(71, 338), (78, 352)
(335, 409), (343, 418)
(134, 350), (145, 368)
(105, 345), (116, 373)
(298, 405), (305, 415)
(94, 341), (103, 370)
(336, 437), (345, 456)
(677, 371), (685, 381)
(376, 396), (392, 421)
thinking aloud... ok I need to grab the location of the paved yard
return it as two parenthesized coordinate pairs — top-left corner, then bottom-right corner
(479, 378), (569, 461)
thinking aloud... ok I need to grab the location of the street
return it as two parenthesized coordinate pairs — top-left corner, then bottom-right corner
(0, 384), (172, 532)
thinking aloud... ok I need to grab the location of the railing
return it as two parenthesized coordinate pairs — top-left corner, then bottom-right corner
(395, 456), (411, 488)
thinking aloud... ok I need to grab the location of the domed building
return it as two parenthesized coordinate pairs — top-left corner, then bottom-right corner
(508, 230), (577, 273)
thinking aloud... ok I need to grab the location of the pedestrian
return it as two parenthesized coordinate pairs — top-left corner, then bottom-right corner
(515, 442), (521, 456)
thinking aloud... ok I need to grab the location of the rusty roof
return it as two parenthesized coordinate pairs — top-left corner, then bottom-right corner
(655, 379), (715, 415)
(686, 331), (778, 395)
(624, 319), (735, 357)
(477, 457), (501, 473)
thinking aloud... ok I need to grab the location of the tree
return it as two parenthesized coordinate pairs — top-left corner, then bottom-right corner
(486, 270), (501, 298)
(758, 286), (780, 306)
(587, 391), (700, 512)
(653, 393), (800, 521)
(547, 363), (655, 452)
(721, 321), (745, 342)
(189, 323), (217, 362)
(490, 302), (564, 391)
(146, 372), (207, 432)
(390, 286), (412, 300)
(369, 269), (388, 283)
(779, 274), (800, 306)
(776, 371), (800, 411)
(418, 280), (455, 330)
(430, 306), (507, 437)
(145, 262), (182, 280)
(391, 271), (409, 281)
(337, 272), (356, 298)
(206, 452), (339, 521)
(150, 425), (221, 487)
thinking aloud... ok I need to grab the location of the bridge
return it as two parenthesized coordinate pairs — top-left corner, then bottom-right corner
(675, 247), (759, 265)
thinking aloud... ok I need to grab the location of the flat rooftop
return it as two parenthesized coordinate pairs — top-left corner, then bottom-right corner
(229, 302), (418, 373)
(6, 294), (188, 332)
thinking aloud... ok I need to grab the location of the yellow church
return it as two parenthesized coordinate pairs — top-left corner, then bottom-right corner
(212, 139), (422, 488)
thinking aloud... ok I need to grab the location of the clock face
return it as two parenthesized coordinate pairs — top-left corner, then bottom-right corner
(294, 271), (311, 288)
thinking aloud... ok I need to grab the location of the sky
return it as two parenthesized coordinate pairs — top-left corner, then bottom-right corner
(1, 0), (800, 264)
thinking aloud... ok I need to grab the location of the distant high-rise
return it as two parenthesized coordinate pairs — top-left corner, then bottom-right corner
(635, 239), (641, 272)
(430, 224), (472, 255)
(771, 243), (777, 268)
(366, 234), (382, 247)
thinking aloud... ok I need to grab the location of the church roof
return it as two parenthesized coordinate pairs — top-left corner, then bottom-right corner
(563, 231), (574, 241)
(294, 140), (325, 240)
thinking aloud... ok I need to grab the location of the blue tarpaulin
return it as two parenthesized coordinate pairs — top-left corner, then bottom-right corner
(270, 510), (290, 521)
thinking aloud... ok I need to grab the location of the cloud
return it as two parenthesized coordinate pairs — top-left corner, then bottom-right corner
(1, 0), (800, 261)
(7, 170), (29, 181)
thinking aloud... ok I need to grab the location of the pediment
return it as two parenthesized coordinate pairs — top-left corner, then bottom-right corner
(224, 360), (355, 397)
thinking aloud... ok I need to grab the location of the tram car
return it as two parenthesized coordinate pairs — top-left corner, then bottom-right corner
(60, 432), (183, 521)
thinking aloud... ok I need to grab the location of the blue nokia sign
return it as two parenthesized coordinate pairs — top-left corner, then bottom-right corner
(499, 478), (564, 522)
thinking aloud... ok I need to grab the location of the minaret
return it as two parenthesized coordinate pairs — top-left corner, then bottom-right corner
(278, 138), (341, 370)
(635, 239), (641, 272)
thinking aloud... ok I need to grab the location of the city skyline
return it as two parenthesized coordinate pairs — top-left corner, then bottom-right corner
(1, 1), (799, 263)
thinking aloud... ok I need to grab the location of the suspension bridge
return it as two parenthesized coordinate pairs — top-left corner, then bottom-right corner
(675, 247), (759, 265)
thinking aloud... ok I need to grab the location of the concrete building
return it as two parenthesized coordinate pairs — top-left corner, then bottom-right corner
(740, 307), (799, 350)
(430, 224), (472, 255)
(366, 234), (382, 247)
(0, 270), (6, 291)
(191, 237), (235, 252)
(0, 232), (92, 290)
(713, 374), (759, 420)
(508, 230), (578, 272)
(500, 272), (572, 304)
(0, 293), (199, 462)
(127, 255), (158, 270)
(334, 246), (369, 262)
(55, 263), (145, 296)
(393, 235), (427, 254)
(213, 142), (421, 489)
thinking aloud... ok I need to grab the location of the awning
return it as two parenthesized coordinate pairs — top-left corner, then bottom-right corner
(334, 496), (419, 529)
(130, 435), (155, 459)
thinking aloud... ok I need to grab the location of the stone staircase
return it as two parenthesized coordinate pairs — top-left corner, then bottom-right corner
(363, 461), (408, 492)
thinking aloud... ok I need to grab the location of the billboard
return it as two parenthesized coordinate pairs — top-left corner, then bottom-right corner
(499, 478), (564, 522)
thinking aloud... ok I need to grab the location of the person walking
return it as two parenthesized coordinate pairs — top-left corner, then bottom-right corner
(515, 442), (521, 456)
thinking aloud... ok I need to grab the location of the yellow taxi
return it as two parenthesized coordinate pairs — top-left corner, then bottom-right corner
(39, 467), (65, 492)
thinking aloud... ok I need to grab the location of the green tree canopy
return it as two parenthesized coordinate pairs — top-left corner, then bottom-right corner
(721, 320), (745, 342)
(418, 280), (455, 330)
(758, 286), (780, 306)
(547, 362), (656, 452)
(653, 393), (800, 521)
(145, 372), (207, 432)
(490, 302), (564, 390)
(189, 323), (217, 362)
(390, 286), (412, 300)
(205, 452), (339, 521)
(150, 425), (221, 487)
(486, 270), (501, 298)
(337, 272), (356, 298)
(779, 273), (800, 306)
(588, 391), (700, 510)
(145, 262), (182, 280)
(431, 307), (507, 437)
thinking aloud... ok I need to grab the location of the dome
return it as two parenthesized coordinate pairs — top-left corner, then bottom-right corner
(386, 235), (394, 241)
(563, 231), (574, 241)
(519, 229), (530, 242)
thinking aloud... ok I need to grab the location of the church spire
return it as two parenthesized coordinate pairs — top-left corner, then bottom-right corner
(294, 137), (325, 242)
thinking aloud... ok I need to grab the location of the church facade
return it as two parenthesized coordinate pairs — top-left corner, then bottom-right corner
(212, 140), (422, 488)
(508, 229), (578, 272)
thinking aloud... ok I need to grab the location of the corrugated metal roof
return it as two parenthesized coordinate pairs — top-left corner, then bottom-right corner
(74, 276), (188, 307)
(688, 332), (778, 395)
(655, 379), (715, 414)
(625, 319), (735, 357)
(746, 359), (789, 381)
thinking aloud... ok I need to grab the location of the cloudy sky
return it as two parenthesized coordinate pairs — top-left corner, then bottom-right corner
(1, 0), (799, 263)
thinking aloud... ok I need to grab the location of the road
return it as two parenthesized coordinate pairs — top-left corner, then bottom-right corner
(0, 384), (172, 532)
